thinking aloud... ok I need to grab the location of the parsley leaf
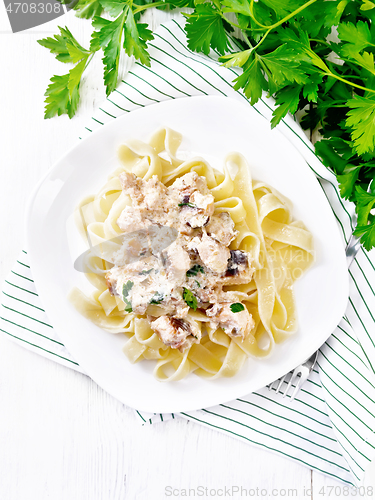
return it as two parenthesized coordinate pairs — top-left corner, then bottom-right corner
(346, 95), (375, 155)
(352, 185), (375, 250)
(122, 280), (134, 312)
(70, 0), (103, 19)
(100, 0), (127, 17)
(91, 8), (153, 96)
(43, 74), (71, 119)
(92, 11), (127, 95)
(354, 222), (375, 251)
(38, 27), (92, 118)
(186, 264), (204, 277)
(178, 201), (196, 208)
(260, 44), (309, 90)
(271, 84), (302, 128)
(337, 166), (361, 200)
(150, 291), (164, 304)
(233, 54), (267, 105)
(140, 268), (153, 275)
(230, 303), (245, 313)
(338, 21), (374, 58)
(123, 14), (153, 66)
(355, 185), (375, 225)
(221, 0), (252, 17)
(38, 26), (91, 63)
(37, 27), (74, 63)
(182, 288), (198, 311)
(184, 3), (233, 56)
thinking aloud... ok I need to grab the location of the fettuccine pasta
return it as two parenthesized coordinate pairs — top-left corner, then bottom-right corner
(69, 128), (314, 381)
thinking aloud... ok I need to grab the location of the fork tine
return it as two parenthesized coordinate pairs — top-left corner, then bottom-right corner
(282, 368), (301, 398)
(268, 374), (286, 392)
(275, 374), (287, 394)
(268, 379), (277, 391)
(290, 371), (309, 401)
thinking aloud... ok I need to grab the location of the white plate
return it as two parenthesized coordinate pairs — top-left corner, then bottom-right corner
(26, 96), (349, 413)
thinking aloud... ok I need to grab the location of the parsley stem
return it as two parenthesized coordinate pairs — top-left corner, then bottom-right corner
(84, 52), (95, 71)
(250, 0), (318, 32)
(325, 71), (375, 94)
(267, 0), (318, 31)
(310, 39), (331, 46)
(223, 17), (244, 30)
(249, 0), (268, 29)
(252, 28), (271, 51)
(133, 1), (165, 13)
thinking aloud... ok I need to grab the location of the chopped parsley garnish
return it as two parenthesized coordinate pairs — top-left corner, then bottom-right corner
(150, 292), (164, 305)
(140, 268), (153, 275)
(178, 202), (196, 208)
(186, 264), (204, 277)
(195, 280), (201, 288)
(122, 281), (133, 313)
(183, 288), (198, 311)
(230, 303), (245, 313)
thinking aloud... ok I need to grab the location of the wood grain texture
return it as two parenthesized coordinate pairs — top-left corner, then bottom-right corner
(0, 6), (374, 500)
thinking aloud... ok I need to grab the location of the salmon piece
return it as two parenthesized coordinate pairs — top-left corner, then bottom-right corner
(195, 233), (230, 274)
(119, 172), (145, 204)
(150, 316), (201, 351)
(206, 303), (255, 340)
(205, 212), (237, 246)
(164, 241), (191, 283)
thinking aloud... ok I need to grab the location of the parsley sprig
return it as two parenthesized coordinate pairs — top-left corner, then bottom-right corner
(38, 0), (375, 249)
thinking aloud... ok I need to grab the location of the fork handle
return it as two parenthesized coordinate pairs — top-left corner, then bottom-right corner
(346, 231), (361, 269)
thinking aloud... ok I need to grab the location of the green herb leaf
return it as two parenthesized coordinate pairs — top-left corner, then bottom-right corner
(150, 291), (164, 304)
(92, 10), (127, 95)
(39, 27), (92, 118)
(43, 74), (71, 118)
(183, 288), (198, 311)
(233, 54), (267, 105)
(338, 21), (374, 58)
(221, 0), (252, 17)
(184, 3), (232, 56)
(260, 44), (310, 89)
(100, 0), (127, 17)
(122, 280), (134, 312)
(186, 264), (204, 277)
(346, 95), (375, 155)
(337, 165), (361, 200)
(38, 26), (90, 63)
(178, 201), (196, 208)
(123, 13), (153, 66)
(71, 0), (103, 19)
(140, 268), (153, 275)
(353, 222), (375, 251)
(271, 84), (302, 128)
(230, 303), (245, 313)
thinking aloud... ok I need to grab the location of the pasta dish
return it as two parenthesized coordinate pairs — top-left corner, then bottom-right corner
(70, 128), (314, 381)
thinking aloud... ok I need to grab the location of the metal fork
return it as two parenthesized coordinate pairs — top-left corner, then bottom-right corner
(268, 179), (372, 401)
(268, 351), (319, 400)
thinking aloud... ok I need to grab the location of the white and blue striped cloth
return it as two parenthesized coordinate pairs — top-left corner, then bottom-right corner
(1, 18), (375, 486)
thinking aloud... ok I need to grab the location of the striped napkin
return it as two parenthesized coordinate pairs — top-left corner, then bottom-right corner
(2, 18), (375, 487)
